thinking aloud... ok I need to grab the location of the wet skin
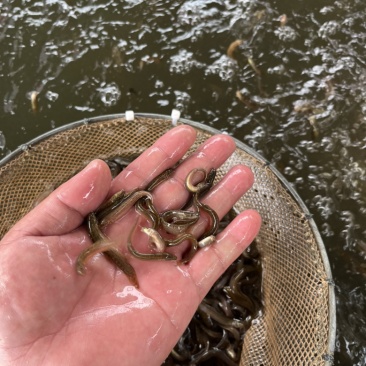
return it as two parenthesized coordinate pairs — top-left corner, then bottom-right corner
(0, 125), (261, 366)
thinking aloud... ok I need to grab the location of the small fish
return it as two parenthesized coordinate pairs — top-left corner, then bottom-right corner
(141, 227), (166, 252)
(146, 168), (175, 191)
(192, 193), (219, 239)
(96, 190), (126, 221)
(31, 91), (38, 113)
(279, 14), (287, 27)
(135, 196), (160, 229)
(227, 40), (243, 60)
(128, 222), (177, 261)
(166, 233), (198, 264)
(235, 90), (259, 110)
(160, 210), (199, 235)
(248, 57), (261, 76)
(185, 168), (207, 193)
(98, 190), (153, 227)
(83, 212), (139, 287)
(76, 239), (117, 275)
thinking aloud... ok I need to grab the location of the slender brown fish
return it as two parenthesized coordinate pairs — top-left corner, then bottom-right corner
(166, 233), (198, 264)
(127, 221), (177, 261)
(146, 167), (175, 191)
(76, 240), (117, 275)
(160, 210), (199, 234)
(83, 212), (139, 287)
(99, 190), (153, 227)
(192, 193), (219, 239)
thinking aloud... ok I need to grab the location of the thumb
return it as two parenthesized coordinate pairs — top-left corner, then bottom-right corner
(8, 159), (111, 238)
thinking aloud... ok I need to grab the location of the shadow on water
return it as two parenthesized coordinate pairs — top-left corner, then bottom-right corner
(1, 0), (366, 364)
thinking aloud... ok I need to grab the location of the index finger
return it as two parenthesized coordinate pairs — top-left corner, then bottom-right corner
(110, 125), (197, 195)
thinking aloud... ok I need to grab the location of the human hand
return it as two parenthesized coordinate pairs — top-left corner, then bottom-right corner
(0, 125), (261, 366)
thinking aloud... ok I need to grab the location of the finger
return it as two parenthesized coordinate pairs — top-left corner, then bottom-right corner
(7, 160), (111, 238)
(188, 164), (254, 237)
(109, 125), (197, 194)
(189, 209), (261, 298)
(151, 134), (237, 211)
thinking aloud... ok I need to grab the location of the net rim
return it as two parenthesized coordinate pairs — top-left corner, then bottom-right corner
(0, 112), (336, 363)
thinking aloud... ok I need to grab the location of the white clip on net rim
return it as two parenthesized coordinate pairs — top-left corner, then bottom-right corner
(125, 110), (135, 121)
(171, 109), (181, 126)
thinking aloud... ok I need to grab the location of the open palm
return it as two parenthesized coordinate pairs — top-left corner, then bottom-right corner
(0, 125), (261, 366)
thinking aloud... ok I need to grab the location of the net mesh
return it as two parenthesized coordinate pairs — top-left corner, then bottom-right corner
(0, 116), (333, 365)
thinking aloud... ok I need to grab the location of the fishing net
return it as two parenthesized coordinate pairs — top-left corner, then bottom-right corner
(0, 114), (335, 365)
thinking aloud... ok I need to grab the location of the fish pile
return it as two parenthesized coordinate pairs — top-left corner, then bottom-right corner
(76, 162), (219, 288)
(163, 223), (262, 366)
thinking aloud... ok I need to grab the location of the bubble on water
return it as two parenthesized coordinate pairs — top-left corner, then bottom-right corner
(319, 6), (334, 15)
(361, 102), (366, 116)
(174, 90), (191, 113)
(274, 26), (298, 42)
(205, 55), (237, 81)
(98, 82), (121, 107)
(320, 136), (336, 152)
(157, 99), (169, 107)
(155, 80), (164, 89)
(318, 20), (340, 39)
(311, 195), (336, 220)
(169, 49), (198, 75)
(122, 0), (144, 9)
(321, 222), (335, 237)
(267, 64), (286, 75)
(176, 0), (211, 26)
(284, 166), (297, 176)
(45, 91), (59, 102)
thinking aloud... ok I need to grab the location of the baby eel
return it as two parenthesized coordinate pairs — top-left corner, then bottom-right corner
(106, 248), (139, 288)
(193, 193), (219, 238)
(185, 168), (216, 195)
(227, 39), (243, 60)
(166, 233), (198, 264)
(197, 168), (216, 197)
(127, 222), (177, 261)
(95, 190), (126, 222)
(105, 160), (123, 178)
(183, 168), (216, 210)
(224, 267), (257, 313)
(198, 302), (243, 339)
(185, 168), (207, 193)
(191, 347), (238, 366)
(87, 212), (108, 242)
(160, 210), (199, 235)
(85, 212), (139, 288)
(141, 227), (166, 252)
(76, 240), (118, 275)
(146, 167), (175, 191)
(99, 190), (153, 227)
(135, 197), (160, 229)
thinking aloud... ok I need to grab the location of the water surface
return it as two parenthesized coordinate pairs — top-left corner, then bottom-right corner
(1, 0), (365, 364)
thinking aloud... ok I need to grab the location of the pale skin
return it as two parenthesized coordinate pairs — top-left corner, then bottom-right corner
(0, 125), (261, 366)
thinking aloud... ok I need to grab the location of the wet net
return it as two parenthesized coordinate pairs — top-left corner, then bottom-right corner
(0, 115), (335, 365)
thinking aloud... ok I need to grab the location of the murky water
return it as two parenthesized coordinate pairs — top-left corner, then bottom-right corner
(1, 0), (366, 364)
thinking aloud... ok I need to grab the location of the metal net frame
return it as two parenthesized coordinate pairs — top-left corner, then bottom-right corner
(0, 114), (336, 365)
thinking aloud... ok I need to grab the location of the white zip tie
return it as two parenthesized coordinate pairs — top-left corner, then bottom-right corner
(171, 109), (181, 126)
(125, 110), (134, 121)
